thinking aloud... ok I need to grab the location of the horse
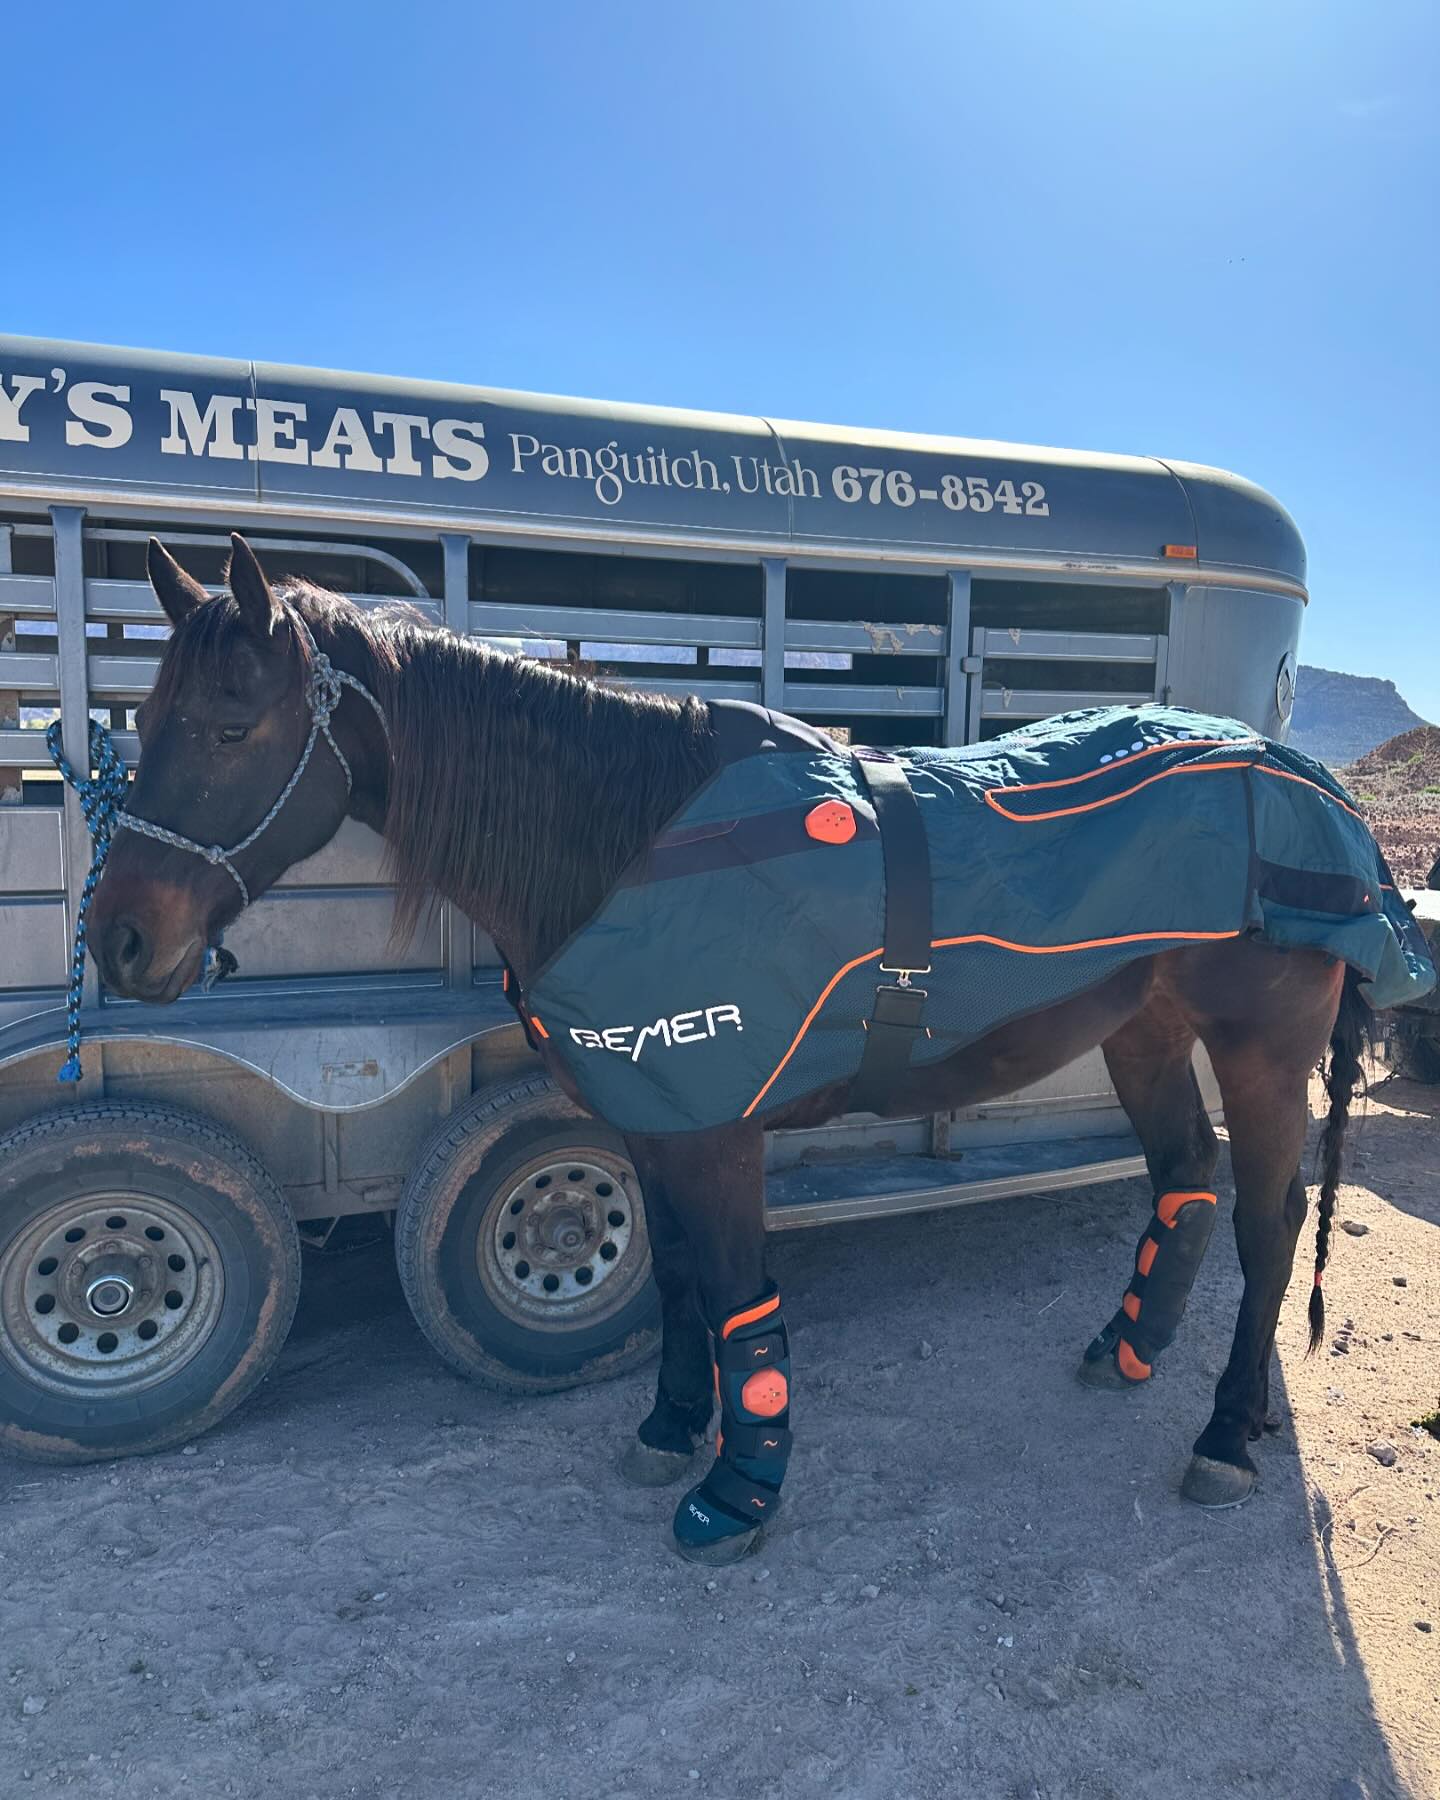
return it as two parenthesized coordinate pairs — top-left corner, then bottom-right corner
(89, 534), (1374, 1565)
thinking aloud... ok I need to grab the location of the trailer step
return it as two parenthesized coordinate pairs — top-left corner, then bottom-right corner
(764, 1132), (1148, 1229)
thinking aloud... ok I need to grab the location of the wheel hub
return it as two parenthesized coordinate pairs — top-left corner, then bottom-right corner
(0, 1195), (225, 1393)
(542, 1206), (588, 1254)
(84, 1269), (136, 1317)
(485, 1152), (644, 1323)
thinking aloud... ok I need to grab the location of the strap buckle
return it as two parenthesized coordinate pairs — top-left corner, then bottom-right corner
(878, 962), (931, 989)
(869, 983), (929, 1029)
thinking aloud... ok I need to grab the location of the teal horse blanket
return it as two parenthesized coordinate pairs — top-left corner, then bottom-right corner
(524, 705), (1436, 1135)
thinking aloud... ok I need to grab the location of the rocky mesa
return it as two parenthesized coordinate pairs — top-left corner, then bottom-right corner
(1290, 665), (1431, 766)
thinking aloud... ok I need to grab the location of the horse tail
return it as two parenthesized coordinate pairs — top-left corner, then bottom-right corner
(1308, 966), (1369, 1353)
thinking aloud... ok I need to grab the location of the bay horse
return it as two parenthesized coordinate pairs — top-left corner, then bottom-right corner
(90, 536), (1368, 1564)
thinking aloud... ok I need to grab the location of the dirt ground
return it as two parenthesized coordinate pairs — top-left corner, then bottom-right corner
(3, 1068), (1437, 1800)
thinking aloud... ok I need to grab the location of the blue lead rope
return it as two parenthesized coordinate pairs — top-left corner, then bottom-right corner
(44, 716), (231, 1084)
(46, 717), (129, 1082)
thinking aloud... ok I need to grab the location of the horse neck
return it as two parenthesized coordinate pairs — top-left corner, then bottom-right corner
(372, 626), (718, 972)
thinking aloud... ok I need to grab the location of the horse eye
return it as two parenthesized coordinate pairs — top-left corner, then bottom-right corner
(219, 726), (249, 744)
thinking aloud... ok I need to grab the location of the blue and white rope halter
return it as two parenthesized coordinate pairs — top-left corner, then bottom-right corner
(46, 610), (390, 1083)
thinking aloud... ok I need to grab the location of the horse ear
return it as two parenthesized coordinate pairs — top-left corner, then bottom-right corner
(226, 534), (282, 639)
(146, 538), (211, 629)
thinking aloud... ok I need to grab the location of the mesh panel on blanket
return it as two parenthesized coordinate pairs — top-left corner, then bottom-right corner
(752, 939), (1157, 1115)
(756, 1019), (876, 1114)
(909, 940), (1150, 1063)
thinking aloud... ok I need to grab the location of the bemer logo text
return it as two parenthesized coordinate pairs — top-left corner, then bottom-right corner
(570, 1006), (744, 1064)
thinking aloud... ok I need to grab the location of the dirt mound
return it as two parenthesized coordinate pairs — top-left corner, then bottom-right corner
(1339, 727), (1440, 888)
(1347, 725), (1440, 790)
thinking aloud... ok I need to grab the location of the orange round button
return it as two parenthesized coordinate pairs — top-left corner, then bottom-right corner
(741, 1369), (789, 1418)
(805, 800), (856, 844)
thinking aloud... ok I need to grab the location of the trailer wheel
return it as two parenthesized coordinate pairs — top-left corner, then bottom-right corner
(395, 1075), (659, 1393)
(0, 1103), (300, 1464)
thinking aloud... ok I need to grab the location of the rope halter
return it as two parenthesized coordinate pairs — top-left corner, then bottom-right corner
(47, 607), (390, 1082)
(116, 611), (390, 908)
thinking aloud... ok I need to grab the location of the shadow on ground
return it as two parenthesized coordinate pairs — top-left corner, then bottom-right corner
(1342, 1072), (1439, 1230)
(6, 1148), (1426, 1798)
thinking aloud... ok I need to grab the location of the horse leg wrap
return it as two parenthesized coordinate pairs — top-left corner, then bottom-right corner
(1086, 1190), (1218, 1382)
(673, 1283), (791, 1554)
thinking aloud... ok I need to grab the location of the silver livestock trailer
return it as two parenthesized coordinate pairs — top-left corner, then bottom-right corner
(0, 335), (1308, 1457)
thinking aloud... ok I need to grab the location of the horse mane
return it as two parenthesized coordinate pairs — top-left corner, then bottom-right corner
(155, 577), (719, 963)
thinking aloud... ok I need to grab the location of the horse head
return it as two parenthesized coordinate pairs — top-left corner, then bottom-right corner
(90, 535), (364, 1002)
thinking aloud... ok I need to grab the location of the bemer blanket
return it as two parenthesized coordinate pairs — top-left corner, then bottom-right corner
(524, 705), (1436, 1135)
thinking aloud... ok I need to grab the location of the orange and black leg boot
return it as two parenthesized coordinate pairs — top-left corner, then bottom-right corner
(673, 1282), (791, 1565)
(1082, 1190), (1218, 1386)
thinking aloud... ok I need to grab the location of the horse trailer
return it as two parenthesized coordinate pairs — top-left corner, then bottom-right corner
(0, 335), (1309, 1457)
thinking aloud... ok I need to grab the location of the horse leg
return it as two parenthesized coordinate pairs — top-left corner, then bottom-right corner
(1078, 994), (1220, 1390)
(1178, 955), (1344, 1508)
(619, 966), (1159, 1522)
(624, 1124), (783, 1565)
(1179, 1072), (1309, 1507)
(618, 1163), (713, 1486)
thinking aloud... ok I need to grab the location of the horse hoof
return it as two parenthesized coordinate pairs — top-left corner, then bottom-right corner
(1181, 1454), (1256, 1509)
(671, 1525), (762, 1566)
(1076, 1351), (1133, 1391)
(619, 1439), (696, 1488)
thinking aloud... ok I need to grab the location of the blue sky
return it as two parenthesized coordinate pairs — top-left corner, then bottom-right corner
(3, 2), (1436, 714)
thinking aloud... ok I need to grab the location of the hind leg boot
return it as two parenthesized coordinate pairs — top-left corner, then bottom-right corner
(1083, 1190), (1218, 1385)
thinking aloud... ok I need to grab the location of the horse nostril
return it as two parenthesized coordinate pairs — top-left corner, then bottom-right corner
(109, 916), (148, 978)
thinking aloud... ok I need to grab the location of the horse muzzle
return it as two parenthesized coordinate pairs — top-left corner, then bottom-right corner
(97, 912), (206, 1004)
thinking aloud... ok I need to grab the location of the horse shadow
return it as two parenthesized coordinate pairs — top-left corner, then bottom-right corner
(1341, 1069), (1440, 1231)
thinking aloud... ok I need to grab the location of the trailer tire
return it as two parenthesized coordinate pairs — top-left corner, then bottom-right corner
(395, 1075), (660, 1393)
(0, 1102), (300, 1464)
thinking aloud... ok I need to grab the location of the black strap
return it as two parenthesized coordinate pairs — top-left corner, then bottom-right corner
(699, 1459), (783, 1520)
(851, 751), (933, 1110)
(720, 1422), (793, 1463)
(854, 752), (933, 975)
(1083, 1314), (1124, 1365)
(716, 1328), (787, 1375)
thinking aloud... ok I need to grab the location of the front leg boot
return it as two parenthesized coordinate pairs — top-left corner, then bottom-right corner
(673, 1283), (791, 1565)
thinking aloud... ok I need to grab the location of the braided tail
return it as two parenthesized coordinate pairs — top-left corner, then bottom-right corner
(1308, 967), (1369, 1352)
